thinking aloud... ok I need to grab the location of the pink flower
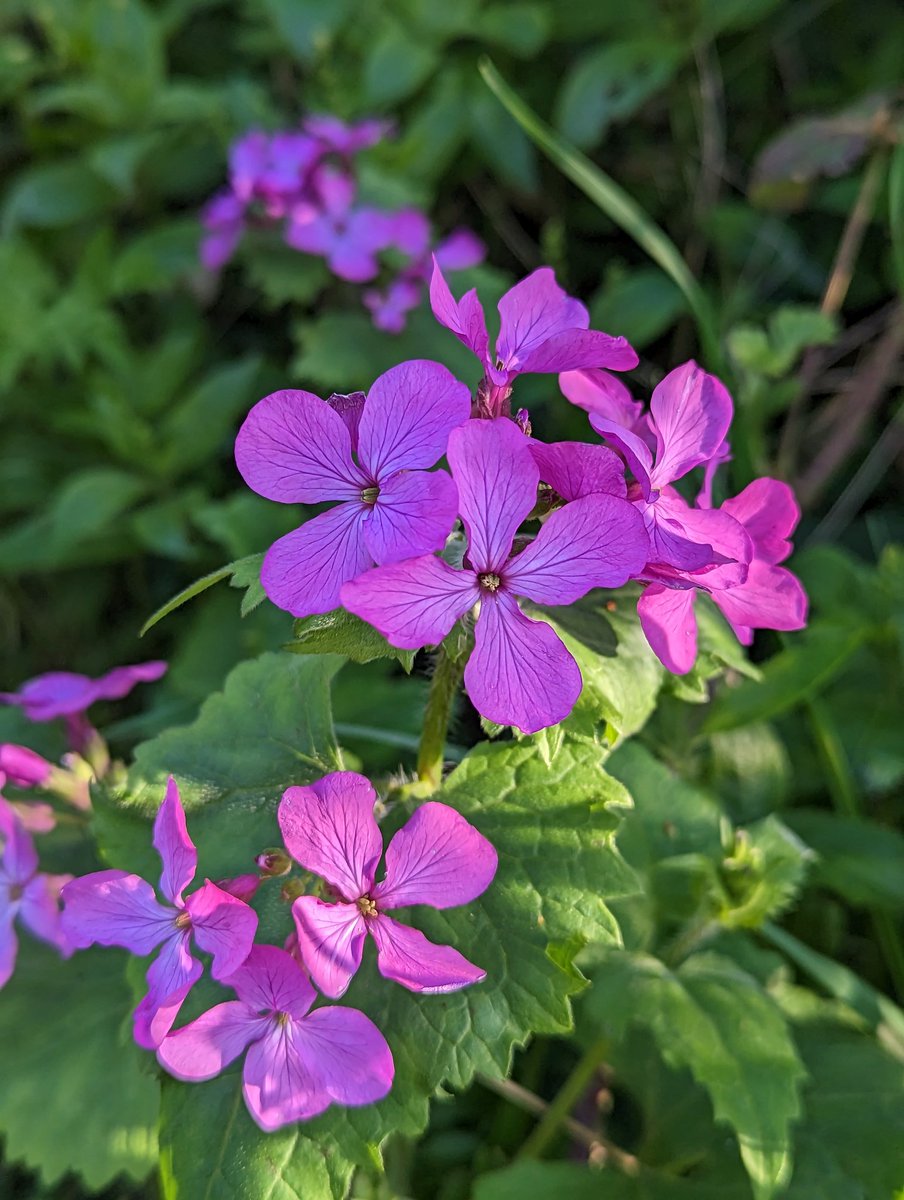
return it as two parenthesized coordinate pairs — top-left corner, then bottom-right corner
(0, 744), (53, 789)
(1, 661), (167, 724)
(430, 263), (637, 417)
(158, 944), (394, 1131)
(0, 805), (71, 989)
(278, 772), (497, 998)
(61, 778), (258, 1048)
(342, 419), (649, 732)
(235, 360), (471, 618)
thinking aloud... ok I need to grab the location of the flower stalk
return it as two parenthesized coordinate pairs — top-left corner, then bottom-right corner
(416, 647), (465, 791)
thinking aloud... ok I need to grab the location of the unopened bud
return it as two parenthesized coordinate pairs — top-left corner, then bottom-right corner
(281, 878), (306, 903)
(256, 848), (292, 878)
(515, 408), (532, 436)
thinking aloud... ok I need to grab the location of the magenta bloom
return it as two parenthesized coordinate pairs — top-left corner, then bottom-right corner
(560, 368), (652, 446)
(61, 778), (258, 1048)
(158, 944), (394, 1131)
(0, 745), (53, 789)
(1, 661), (167, 724)
(286, 167), (394, 282)
(343, 419), (650, 732)
(430, 263), (637, 417)
(200, 191), (246, 271)
(303, 114), (391, 157)
(0, 807), (71, 989)
(279, 772), (497, 998)
(235, 360), (470, 618)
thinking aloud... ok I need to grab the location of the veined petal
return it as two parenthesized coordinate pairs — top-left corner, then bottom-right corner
(496, 268), (588, 372)
(279, 772), (382, 900)
(292, 1006), (394, 1106)
(326, 392), (366, 457)
(19, 873), (66, 951)
(371, 915), (485, 993)
(357, 360), (471, 478)
(157, 1001), (266, 1082)
(649, 361), (733, 489)
(227, 945), (317, 1020)
(506, 494), (649, 604)
(1, 815), (38, 885)
(713, 561), (808, 640)
(637, 585), (699, 674)
(152, 776), (196, 906)
(560, 368), (645, 427)
(429, 260), (490, 368)
(374, 802), (497, 910)
(589, 412), (655, 499)
(447, 418), (537, 573)
(518, 329), (638, 375)
(720, 478), (800, 564)
(243, 1023), (330, 1131)
(60, 870), (174, 955)
(465, 592), (581, 734)
(291, 897), (368, 1000)
(261, 504), (370, 618)
(0, 912), (18, 989)
(341, 556), (479, 650)
(134, 931), (202, 1049)
(185, 880), (258, 980)
(651, 494), (752, 589)
(529, 440), (627, 501)
(362, 469), (458, 565)
(235, 389), (367, 504)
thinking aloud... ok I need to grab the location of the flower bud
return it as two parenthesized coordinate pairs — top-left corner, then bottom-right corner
(256, 848), (292, 878)
(0, 744), (53, 788)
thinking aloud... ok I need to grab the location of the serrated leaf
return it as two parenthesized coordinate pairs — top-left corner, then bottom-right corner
(289, 608), (415, 671)
(0, 943), (158, 1189)
(586, 950), (806, 1200)
(139, 552), (266, 635)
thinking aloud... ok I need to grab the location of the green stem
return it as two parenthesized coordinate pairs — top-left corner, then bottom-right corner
(416, 648), (463, 791)
(518, 1037), (609, 1160)
(806, 697), (904, 1000)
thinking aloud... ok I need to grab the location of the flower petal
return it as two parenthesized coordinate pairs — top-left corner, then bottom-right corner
(720, 478), (800, 565)
(0, 744), (53, 788)
(589, 412), (655, 499)
(362, 469), (459, 565)
(713, 561), (808, 640)
(465, 592), (582, 733)
(506, 493), (649, 604)
(370, 914), (486, 993)
(637, 585), (698, 674)
(227, 945), (317, 1019)
(496, 268), (588, 373)
(61, 869), (174, 955)
(326, 391), (366, 457)
(157, 1001), (266, 1082)
(235, 389), (367, 504)
(291, 897), (367, 999)
(1, 814), (38, 884)
(434, 229), (485, 271)
(649, 361), (733, 489)
(292, 1006), (394, 1106)
(242, 1023), (330, 1130)
(152, 776), (196, 906)
(185, 880), (258, 980)
(447, 418), (537, 573)
(0, 912), (18, 989)
(374, 802), (497, 910)
(429, 260), (490, 368)
(279, 772), (382, 900)
(356, 360), (471, 478)
(519, 329), (638, 375)
(560, 368), (645, 426)
(1, 672), (96, 721)
(92, 661), (168, 702)
(134, 931), (203, 1049)
(341, 556), (479, 650)
(649, 494), (752, 588)
(261, 504), (370, 618)
(529, 440), (627, 502)
(20, 873), (67, 951)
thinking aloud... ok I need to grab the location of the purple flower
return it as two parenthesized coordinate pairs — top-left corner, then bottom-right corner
(0, 806), (71, 989)
(0, 745), (53, 789)
(364, 276), (424, 334)
(157, 944), (394, 1131)
(0, 661), (168, 724)
(286, 166), (394, 283)
(342, 419), (650, 732)
(61, 777), (258, 1048)
(303, 114), (392, 157)
(278, 772), (497, 997)
(366, 224), (486, 334)
(234, 360), (471, 618)
(430, 263), (638, 417)
(200, 192), (246, 271)
(560, 368), (653, 447)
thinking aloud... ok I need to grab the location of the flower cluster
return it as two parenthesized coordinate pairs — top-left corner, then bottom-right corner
(60, 772), (496, 1131)
(236, 264), (808, 734)
(201, 116), (484, 332)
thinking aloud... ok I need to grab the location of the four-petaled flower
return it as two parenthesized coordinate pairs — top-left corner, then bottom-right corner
(157, 944), (394, 1131)
(235, 360), (471, 618)
(0, 803), (71, 990)
(343, 418), (649, 733)
(278, 772), (497, 997)
(430, 263), (638, 417)
(61, 777), (258, 1048)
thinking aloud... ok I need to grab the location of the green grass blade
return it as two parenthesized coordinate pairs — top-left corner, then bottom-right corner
(478, 57), (725, 375)
(889, 141), (904, 299)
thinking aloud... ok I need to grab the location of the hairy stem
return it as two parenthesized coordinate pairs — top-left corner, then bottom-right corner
(416, 647), (464, 790)
(517, 1037), (613, 1160)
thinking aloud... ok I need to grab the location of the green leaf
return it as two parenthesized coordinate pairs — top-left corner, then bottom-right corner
(110, 219), (203, 294)
(262, 0), (353, 62)
(157, 357), (261, 477)
(364, 24), (439, 106)
(139, 552), (266, 635)
(784, 809), (904, 911)
(728, 306), (838, 379)
(475, 1162), (620, 1200)
(476, 3), (550, 57)
(289, 608), (416, 672)
(0, 943), (158, 1189)
(586, 950), (806, 1200)
(2, 161), (115, 232)
(589, 265), (686, 350)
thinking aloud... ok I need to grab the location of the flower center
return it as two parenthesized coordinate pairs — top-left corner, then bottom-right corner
(356, 894), (378, 918)
(9, 884), (23, 902)
(479, 573), (502, 592)
(275, 1011), (291, 1027)
(360, 486), (380, 506)
(174, 910), (192, 930)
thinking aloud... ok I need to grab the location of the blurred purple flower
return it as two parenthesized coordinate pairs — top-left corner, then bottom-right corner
(285, 166), (394, 282)
(304, 114), (392, 157)
(279, 772), (497, 997)
(200, 192), (246, 271)
(1, 661), (167, 724)
(0, 807), (71, 989)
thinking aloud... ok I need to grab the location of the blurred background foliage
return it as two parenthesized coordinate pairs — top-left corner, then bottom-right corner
(1, 0), (903, 1197)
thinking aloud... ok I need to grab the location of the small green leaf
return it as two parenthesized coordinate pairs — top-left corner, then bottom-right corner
(2, 161), (115, 232)
(139, 552), (266, 635)
(289, 608), (416, 671)
(589, 265), (686, 349)
(111, 219), (203, 294)
(364, 24), (439, 106)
